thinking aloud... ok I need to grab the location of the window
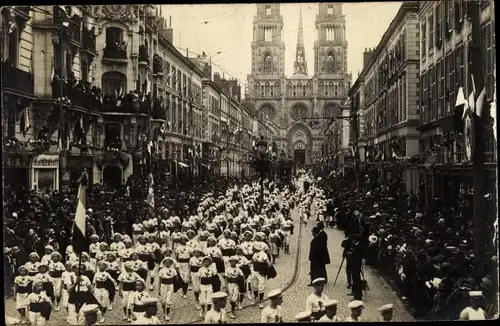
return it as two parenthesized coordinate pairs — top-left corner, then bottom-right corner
(105, 27), (123, 46)
(457, 45), (464, 91)
(448, 50), (455, 114)
(165, 62), (170, 86)
(446, 0), (454, 35)
(327, 5), (334, 15)
(428, 14), (434, 53)
(265, 5), (271, 16)
(104, 123), (122, 149)
(264, 53), (272, 71)
(4, 24), (19, 67)
(102, 71), (126, 97)
(431, 65), (436, 120)
(65, 50), (73, 78)
(435, 3), (442, 45)
(264, 27), (272, 42)
(421, 20), (427, 59)
(482, 22), (494, 100)
(402, 75), (407, 121)
(421, 71), (428, 123)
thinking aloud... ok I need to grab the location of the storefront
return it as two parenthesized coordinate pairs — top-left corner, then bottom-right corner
(31, 154), (59, 193)
(3, 152), (31, 190)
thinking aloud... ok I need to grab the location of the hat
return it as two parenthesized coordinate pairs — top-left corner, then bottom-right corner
(80, 304), (99, 315)
(202, 256), (213, 263)
(162, 257), (175, 265)
(378, 304), (393, 312)
(228, 256), (239, 262)
(347, 300), (364, 309)
(323, 300), (338, 308)
(311, 277), (326, 286)
(142, 297), (159, 306)
(44, 245), (54, 251)
(469, 291), (483, 298)
(267, 289), (282, 299)
(211, 291), (228, 300)
(369, 235), (378, 244)
(294, 311), (312, 321)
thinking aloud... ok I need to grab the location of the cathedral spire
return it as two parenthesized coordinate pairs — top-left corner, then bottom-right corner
(294, 5), (307, 75)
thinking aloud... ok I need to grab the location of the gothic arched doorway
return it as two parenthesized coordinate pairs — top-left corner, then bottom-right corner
(293, 141), (306, 166)
(103, 165), (122, 188)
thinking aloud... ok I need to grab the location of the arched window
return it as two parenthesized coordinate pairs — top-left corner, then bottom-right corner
(265, 82), (270, 96)
(302, 84), (306, 96)
(263, 51), (272, 71)
(102, 71), (127, 97)
(104, 123), (122, 149)
(326, 50), (335, 73)
(106, 27), (124, 47)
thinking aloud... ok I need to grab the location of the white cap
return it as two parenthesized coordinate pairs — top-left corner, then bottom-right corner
(267, 289), (282, 299)
(311, 277), (326, 285)
(295, 311), (312, 321)
(378, 304), (393, 312)
(142, 297), (159, 305)
(469, 291), (483, 298)
(80, 304), (99, 315)
(211, 291), (228, 300)
(347, 300), (364, 309)
(228, 256), (239, 262)
(323, 300), (339, 308)
(369, 235), (378, 244)
(12, 212), (18, 218)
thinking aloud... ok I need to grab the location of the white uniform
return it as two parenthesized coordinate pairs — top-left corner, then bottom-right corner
(14, 276), (31, 309)
(261, 305), (282, 323)
(24, 292), (51, 325)
(198, 266), (215, 306)
(49, 262), (65, 297)
(225, 266), (244, 303)
(93, 271), (114, 308)
(460, 307), (487, 320)
(66, 276), (92, 325)
(204, 308), (227, 324)
(118, 272), (142, 307)
(175, 245), (192, 283)
(60, 271), (75, 308)
(318, 315), (339, 322)
(158, 267), (177, 306)
(305, 293), (329, 313)
(130, 291), (151, 319)
(133, 316), (161, 324)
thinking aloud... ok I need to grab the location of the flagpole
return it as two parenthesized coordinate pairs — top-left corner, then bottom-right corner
(468, 0), (490, 271)
(58, 22), (66, 201)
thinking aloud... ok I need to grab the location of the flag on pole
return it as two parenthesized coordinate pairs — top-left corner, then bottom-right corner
(21, 106), (32, 137)
(145, 172), (155, 213)
(72, 171), (89, 255)
(454, 87), (467, 132)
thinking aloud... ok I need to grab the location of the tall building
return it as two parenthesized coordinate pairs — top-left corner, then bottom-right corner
(246, 3), (351, 165)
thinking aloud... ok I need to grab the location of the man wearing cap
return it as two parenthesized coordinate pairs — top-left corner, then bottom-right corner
(309, 227), (329, 284)
(344, 300), (364, 322)
(460, 291), (487, 320)
(317, 300), (339, 322)
(378, 304), (393, 322)
(80, 304), (99, 326)
(204, 292), (228, 324)
(261, 289), (283, 323)
(306, 277), (329, 320)
(133, 298), (161, 324)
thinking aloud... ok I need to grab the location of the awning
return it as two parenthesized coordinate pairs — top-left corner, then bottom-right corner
(178, 162), (189, 168)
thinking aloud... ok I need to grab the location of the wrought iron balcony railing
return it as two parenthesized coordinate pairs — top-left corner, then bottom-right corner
(82, 28), (97, 54)
(1, 60), (34, 94)
(139, 45), (149, 66)
(102, 42), (128, 62)
(153, 54), (163, 76)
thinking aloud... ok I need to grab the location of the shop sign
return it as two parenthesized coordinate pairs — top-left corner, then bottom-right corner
(32, 155), (59, 168)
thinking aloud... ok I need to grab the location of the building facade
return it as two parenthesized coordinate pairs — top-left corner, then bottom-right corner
(2, 5), (256, 192)
(417, 0), (496, 204)
(246, 3), (351, 166)
(348, 1), (421, 191)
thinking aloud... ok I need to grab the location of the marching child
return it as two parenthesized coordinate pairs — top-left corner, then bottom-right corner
(225, 256), (244, 319)
(198, 256), (216, 317)
(25, 253), (41, 277)
(129, 278), (152, 321)
(118, 262), (142, 321)
(24, 281), (52, 325)
(14, 266), (31, 324)
(105, 252), (120, 310)
(93, 261), (118, 323)
(48, 252), (65, 310)
(189, 248), (204, 310)
(158, 257), (177, 321)
(60, 261), (75, 312)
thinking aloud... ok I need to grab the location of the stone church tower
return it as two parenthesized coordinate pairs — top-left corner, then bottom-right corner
(246, 4), (351, 165)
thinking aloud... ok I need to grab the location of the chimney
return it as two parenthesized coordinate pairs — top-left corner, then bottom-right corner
(363, 48), (374, 69)
(203, 64), (212, 80)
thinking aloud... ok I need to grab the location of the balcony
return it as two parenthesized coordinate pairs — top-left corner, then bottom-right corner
(52, 74), (103, 111)
(1, 60), (35, 95)
(138, 45), (149, 68)
(151, 97), (166, 119)
(82, 28), (97, 55)
(101, 91), (149, 114)
(102, 42), (128, 64)
(153, 54), (163, 76)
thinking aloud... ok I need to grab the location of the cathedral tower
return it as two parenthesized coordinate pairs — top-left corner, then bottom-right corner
(293, 5), (307, 76)
(313, 4), (348, 80)
(250, 4), (285, 78)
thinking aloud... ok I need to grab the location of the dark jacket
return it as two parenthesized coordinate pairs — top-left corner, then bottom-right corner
(309, 233), (330, 265)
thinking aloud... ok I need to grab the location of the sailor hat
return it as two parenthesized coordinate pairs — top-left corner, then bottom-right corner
(228, 256), (239, 262)
(323, 300), (338, 308)
(294, 311), (312, 321)
(80, 304), (99, 315)
(311, 277), (326, 286)
(267, 289), (282, 299)
(202, 256), (213, 263)
(211, 291), (228, 300)
(378, 304), (393, 312)
(44, 245), (54, 251)
(469, 291), (483, 298)
(369, 234), (378, 244)
(347, 300), (364, 309)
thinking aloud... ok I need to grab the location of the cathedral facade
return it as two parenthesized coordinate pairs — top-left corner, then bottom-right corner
(246, 3), (351, 165)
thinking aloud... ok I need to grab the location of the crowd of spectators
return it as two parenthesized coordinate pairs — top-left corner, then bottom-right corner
(318, 172), (498, 320)
(3, 174), (243, 297)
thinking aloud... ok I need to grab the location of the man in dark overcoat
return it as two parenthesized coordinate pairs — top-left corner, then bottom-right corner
(309, 226), (330, 284)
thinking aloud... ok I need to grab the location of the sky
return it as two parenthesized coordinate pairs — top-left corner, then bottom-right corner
(161, 2), (402, 93)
